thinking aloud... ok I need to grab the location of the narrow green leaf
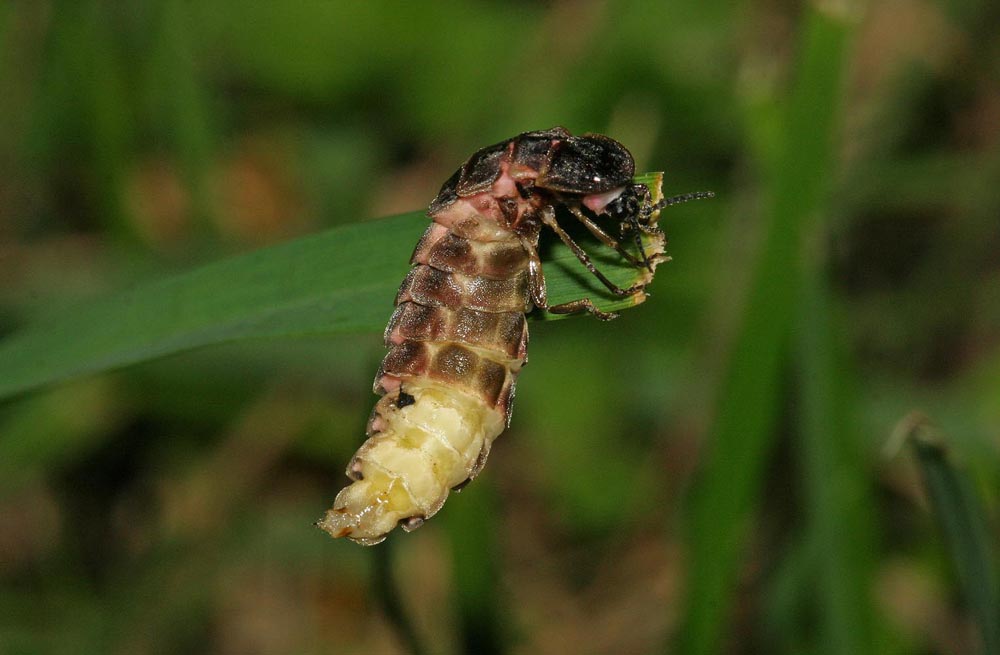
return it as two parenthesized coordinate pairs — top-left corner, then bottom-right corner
(795, 260), (878, 655)
(675, 6), (856, 654)
(0, 175), (667, 401)
(371, 538), (429, 655)
(898, 416), (1000, 655)
(443, 479), (506, 655)
(149, 0), (218, 234)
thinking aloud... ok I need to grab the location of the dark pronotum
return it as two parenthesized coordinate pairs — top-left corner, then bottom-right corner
(318, 127), (711, 545)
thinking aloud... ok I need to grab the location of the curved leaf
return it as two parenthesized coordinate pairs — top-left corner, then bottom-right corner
(0, 174), (667, 400)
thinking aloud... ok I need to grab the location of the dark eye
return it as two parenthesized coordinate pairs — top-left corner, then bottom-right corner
(606, 186), (635, 219)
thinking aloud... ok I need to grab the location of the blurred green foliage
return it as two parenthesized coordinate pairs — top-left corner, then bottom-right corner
(1, 1), (999, 654)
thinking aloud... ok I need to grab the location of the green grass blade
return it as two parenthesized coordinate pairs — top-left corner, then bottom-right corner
(443, 480), (505, 655)
(0, 213), (413, 401)
(149, 0), (218, 235)
(675, 6), (856, 654)
(796, 260), (878, 655)
(0, 174), (668, 401)
(899, 416), (1000, 655)
(371, 538), (429, 655)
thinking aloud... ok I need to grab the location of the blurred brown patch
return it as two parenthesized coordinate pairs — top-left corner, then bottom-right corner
(125, 158), (192, 247)
(0, 484), (61, 573)
(214, 134), (309, 244)
(877, 558), (977, 655)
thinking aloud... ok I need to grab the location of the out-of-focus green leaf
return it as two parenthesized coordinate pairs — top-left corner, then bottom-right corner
(372, 538), (429, 655)
(0, 175), (667, 401)
(674, 6), (856, 654)
(795, 260), (878, 655)
(898, 415), (1000, 655)
(443, 479), (505, 655)
(0, 379), (126, 494)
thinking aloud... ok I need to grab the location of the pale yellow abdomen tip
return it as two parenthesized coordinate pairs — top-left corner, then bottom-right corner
(318, 381), (504, 545)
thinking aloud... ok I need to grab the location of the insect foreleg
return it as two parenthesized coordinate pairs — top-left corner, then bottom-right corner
(566, 205), (647, 270)
(539, 207), (647, 298)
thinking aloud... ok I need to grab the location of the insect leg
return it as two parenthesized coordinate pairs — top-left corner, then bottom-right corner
(566, 205), (647, 269)
(517, 234), (548, 309)
(539, 206), (646, 298)
(620, 214), (664, 271)
(631, 230), (653, 271)
(547, 298), (619, 321)
(517, 230), (617, 320)
(631, 219), (665, 237)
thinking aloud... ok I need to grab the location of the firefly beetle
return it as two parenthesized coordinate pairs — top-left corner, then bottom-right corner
(318, 127), (711, 544)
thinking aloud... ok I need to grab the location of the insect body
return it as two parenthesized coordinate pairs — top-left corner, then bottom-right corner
(318, 127), (703, 545)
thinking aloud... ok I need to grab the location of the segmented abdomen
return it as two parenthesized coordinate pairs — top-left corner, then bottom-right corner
(318, 207), (530, 544)
(318, 127), (679, 544)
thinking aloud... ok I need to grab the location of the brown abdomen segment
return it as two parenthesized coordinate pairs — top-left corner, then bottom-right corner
(317, 217), (530, 544)
(382, 220), (530, 413)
